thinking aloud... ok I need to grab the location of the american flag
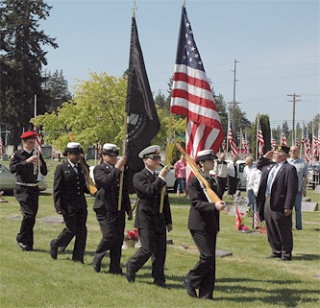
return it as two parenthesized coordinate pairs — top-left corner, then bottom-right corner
(34, 127), (42, 155)
(257, 125), (265, 157)
(97, 143), (103, 164)
(228, 121), (238, 156)
(241, 134), (249, 158)
(295, 138), (300, 149)
(313, 130), (319, 158)
(281, 131), (288, 147)
(270, 130), (276, 148)
(0, 136), (4, 157)
(302, 123), (312, 163)
(170, 6), (224, 177)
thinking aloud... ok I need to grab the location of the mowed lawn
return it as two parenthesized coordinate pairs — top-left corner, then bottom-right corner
(0, 159), (319, 307)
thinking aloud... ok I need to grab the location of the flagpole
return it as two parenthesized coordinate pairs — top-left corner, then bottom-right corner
(159, 113), (173, 213)
(118, 113), (128, 211)
(256, 115), (259, 160)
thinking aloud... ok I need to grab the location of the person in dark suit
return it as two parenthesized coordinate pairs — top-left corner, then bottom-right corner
(49, 142), (90, 263)
(183, 150), (226, 300)
(125, 145), (172, 288)
(92, 143), (132, 274)
(256, 145), (298, 261)
(10, 131), (48, 251)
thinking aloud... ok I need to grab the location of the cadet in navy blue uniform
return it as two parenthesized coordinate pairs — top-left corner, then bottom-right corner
(92, 143), (132, 274)
(125, 145), (172, 288)
(256, 145), (298, 261)
(183, 150), (226, 300)
(50, 142), (90, 263)
(10, 131), (48, 251)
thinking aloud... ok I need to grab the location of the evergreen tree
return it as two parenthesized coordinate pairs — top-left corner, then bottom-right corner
(0, 0), (58, 147)
(44, 70), (72, 112)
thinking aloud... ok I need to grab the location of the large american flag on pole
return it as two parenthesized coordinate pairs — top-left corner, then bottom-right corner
(170, 6), (224, 171)
(257, 124), (265, 157)
(228, 121), (238, 156)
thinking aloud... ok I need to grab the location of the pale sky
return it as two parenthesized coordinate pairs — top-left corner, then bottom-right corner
(39, 0), (319, 129)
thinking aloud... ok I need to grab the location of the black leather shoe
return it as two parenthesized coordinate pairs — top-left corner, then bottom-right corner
(279, 258), (292, 261)
(183, 279), (197, 298)
(265, 255), (281, 259)
(125, 262), (135, 283)
(17, 242), (27, 251)
(50, 240), (58, 260)
(154, 281), (171, 289)
(25, 244), (33, 251)
(93, 262), (101, 273)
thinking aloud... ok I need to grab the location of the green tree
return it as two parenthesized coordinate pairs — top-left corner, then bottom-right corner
(44, 70), (72, 113)
(251, 114), (271, 160)
(0, 0), (58, 148)
(35, 72), (128, 152)
(214, 94), (228, 137)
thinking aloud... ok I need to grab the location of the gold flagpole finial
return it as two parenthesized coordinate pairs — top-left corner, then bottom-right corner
(183, 0), (186, 7)
(132, 0), (137, 17)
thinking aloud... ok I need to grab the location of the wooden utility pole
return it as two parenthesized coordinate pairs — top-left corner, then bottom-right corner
(287, 93), (301, 145)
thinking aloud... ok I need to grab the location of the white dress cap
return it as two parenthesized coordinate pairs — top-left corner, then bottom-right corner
(138, 145), (161, 159)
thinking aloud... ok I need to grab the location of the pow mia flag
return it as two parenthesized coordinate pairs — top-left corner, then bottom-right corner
(125, 15), (160, 193)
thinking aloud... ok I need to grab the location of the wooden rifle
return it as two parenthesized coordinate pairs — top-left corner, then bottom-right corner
(67, 133), (97, 196)
(170, 136), (221, 203)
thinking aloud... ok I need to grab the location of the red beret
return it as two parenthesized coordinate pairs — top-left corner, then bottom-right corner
(20, 131), (37, 140)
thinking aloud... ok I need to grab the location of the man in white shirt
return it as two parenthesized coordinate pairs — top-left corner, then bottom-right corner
(288, 146), (309, 230)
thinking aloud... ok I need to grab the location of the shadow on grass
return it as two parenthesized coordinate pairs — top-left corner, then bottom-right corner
(216, 277), (319, 306)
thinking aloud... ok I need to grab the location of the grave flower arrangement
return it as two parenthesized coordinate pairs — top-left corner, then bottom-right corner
(124, 228), (139, 241)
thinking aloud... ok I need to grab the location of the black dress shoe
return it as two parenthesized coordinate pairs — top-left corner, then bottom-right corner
(125, 262), (135, 283)
(93, 262), (101, 273)
(50, 240), (58, 260)
(279, 258), (292, 261)
(17, 242), (27, 251)
(183, 279), (197, 298)
(265, 255), (281, 259)
(154, 281), (171, 289)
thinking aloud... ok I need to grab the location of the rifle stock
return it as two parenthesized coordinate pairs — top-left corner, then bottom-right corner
(170, 137), (221, 203)
(67, 133), (97, 196)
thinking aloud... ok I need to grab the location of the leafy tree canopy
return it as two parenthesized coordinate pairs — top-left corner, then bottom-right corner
(34, 72), (127, 152)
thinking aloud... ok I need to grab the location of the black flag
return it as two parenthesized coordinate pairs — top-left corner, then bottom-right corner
(125, 16), (160, 193)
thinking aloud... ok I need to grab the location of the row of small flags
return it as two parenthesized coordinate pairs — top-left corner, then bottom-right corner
(221, 121), (319, 162)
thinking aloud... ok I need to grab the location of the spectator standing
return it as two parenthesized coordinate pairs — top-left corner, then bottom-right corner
(256, 146), (298, 261)
(173, 154), (187, 196)
(288, 146), (309, 230)
(243, 156), (256, 208)
(227, 156), (239, 198)
(213, 153), (228, 199)
(311, 156), (319, 189)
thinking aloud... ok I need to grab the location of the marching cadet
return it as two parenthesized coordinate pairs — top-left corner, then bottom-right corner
(10, 131), (48, 251)
(50, 142), (90, 263)
(92, 143), (132, 274)
(125, 145), (173, 288)
(183, 149), (225, 300)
